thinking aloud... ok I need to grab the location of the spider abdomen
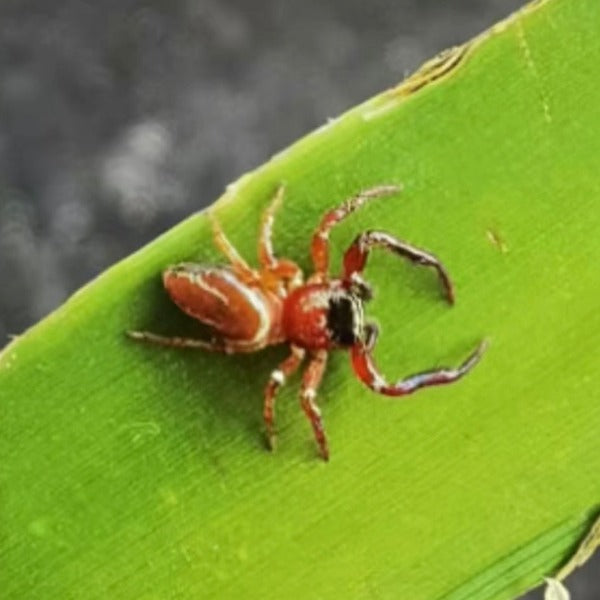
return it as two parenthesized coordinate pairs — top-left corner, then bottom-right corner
(163, 264), (284, 351)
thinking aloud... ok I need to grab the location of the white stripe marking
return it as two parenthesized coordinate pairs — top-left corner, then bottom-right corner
(271, 370), (285, 385)
(190, 272), (229, 305)
(216, 270), (271, 347)
(303, 388), (317, 401)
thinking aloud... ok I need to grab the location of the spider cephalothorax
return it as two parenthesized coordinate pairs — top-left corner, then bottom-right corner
(129, 185), (486, 460)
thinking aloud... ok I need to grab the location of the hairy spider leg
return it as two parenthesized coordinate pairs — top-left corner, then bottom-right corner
(209, 211), (258, 284)
(127, 328), (279, 355)
(127, 330), (225, 351)
(351, 337), (487, 397)
(258, 185), (285, 267)
(263, 345), (306, 450)
(343, 230), (455, 304)
(300, 350), (330, 460)
(257, 185), (303, 293)
(310, 185), (402, 278)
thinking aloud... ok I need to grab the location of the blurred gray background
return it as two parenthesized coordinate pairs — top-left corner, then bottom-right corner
(0, 1), (597, 598)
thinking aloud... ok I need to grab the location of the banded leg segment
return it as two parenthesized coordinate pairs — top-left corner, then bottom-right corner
(263, 345), (306, 450)
(258, 185), (285, 268)
(258, 185), (303, 294)
(127, 330), (225, 351)
(343, 230), (455, 304)
(351, 338), (487, 397)
(311, 185), (401, 277)
(209, 212), (257, 283)
(300, 350), (330, 461)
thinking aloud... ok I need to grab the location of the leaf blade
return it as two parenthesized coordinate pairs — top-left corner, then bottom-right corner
(2, 0), (600, 598)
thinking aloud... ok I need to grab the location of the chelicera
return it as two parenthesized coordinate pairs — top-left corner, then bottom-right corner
(129, 185), (486, 460)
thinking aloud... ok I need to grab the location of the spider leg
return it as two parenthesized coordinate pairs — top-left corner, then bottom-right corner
(258, 184), (285, 268)
(300, 350), (330, 461)
(268, 259), (303, 283)
(343, 230), (455, 304)
(257, 185), (303, 293)
(127, 330), (226, 351)
(208, 211), (258, 283)
(351, 338), (487, 397)
(311, 185), (401, 278)
(263, 345), (306, 451)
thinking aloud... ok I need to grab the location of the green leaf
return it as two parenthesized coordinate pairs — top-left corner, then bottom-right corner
(2, 0), (599, 598)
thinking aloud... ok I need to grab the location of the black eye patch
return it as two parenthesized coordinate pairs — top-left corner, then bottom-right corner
(327, 295), (358, 346)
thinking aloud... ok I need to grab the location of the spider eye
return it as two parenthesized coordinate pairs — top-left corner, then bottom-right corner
(347, 273), (373, 301)
(327, 293), (364, 347)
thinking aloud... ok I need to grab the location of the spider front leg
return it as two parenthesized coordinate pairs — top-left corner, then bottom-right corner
(351, 332), (487, 397)
(263, 345), (305, 450)
(343, 230), (455, 304)
(311, 185), (401, 278)
(300, 350), (330, 461)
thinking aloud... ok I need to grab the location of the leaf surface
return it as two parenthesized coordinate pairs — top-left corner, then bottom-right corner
(2, 0), (599, 598)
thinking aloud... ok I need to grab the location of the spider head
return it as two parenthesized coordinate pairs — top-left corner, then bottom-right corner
(326, 277), (376, 349)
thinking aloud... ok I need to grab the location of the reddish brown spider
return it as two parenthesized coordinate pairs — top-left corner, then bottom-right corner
(129, 185), (486, 460)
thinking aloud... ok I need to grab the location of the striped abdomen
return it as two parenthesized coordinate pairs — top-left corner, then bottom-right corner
(163, 264), (284, 351)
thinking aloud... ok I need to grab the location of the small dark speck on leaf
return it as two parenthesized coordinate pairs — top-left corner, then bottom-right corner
(486, 229), (509, 253)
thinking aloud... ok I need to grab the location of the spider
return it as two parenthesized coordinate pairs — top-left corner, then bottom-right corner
(128, 185), (486, 460)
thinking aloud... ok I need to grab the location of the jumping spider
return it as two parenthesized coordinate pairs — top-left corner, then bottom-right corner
(129, 185), (486, 460)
